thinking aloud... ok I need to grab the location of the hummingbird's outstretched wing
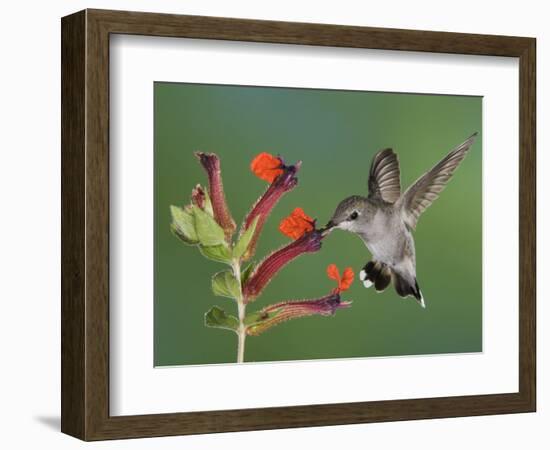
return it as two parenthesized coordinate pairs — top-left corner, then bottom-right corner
(368, 148), (401, 203)
(397, 133), (478, 230)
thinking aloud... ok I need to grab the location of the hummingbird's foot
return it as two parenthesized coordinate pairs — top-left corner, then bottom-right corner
(360, 261), (391, 292)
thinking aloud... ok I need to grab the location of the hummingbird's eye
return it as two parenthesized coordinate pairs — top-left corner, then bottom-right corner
(349, 211), (359, 220)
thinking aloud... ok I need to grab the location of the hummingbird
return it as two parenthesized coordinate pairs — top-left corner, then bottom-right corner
(323, 133), (478, 308)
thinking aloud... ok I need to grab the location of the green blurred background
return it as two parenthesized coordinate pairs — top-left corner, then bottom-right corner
(154, 82), (482, 366)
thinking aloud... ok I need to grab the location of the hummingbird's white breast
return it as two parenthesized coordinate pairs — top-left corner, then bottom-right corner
(359, 208), (413, 270)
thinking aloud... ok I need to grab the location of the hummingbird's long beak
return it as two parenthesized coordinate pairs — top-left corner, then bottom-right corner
(319, 220), (336, 237)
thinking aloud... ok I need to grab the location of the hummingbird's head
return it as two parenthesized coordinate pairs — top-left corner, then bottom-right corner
(323, 195), (367, 235)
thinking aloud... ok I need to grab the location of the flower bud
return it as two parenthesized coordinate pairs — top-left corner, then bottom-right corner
(195, 152), (236, 240)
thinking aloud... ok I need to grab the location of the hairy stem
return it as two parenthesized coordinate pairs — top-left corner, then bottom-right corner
(232, 260), (246, 363)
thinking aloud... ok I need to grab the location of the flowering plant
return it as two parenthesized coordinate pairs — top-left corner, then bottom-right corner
(170, 151), (353, 362)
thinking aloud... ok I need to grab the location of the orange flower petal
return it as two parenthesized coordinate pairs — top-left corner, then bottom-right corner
(279, 207), (315, 240)
(251, 152), (284, 183)
(327, 264), (354, 292)
(291, 207), (313, 223)
(326, 264), (340, 283)
(339, 267), (355, 291)
(279, 220), (301, 240)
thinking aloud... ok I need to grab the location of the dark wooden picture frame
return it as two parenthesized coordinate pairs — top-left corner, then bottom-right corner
(61, 9), (536, 441)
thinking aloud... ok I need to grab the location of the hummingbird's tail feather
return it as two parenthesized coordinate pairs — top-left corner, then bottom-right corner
(360, 261), (425, 308)
(393, 272), (425, 308)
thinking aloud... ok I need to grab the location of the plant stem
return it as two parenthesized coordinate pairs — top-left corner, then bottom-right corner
(232, 260), (246, 363)
(237, 301), (246, 363)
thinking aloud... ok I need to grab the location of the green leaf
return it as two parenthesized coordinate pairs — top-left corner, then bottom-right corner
(199, 244), (233, 264)
(241, 263), (256, 286)
(212, 270), (241, 299)
(193, 205), (226, 246)
(170, 205), (198, 245)
(232, 216), (259, 260)
(205, 306), (239, 332)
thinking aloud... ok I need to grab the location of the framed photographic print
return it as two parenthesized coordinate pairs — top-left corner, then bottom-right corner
(61, 9), (536, 440)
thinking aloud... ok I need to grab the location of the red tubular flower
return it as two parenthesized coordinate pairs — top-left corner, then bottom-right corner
(279, 207), (315, 240)
(327, 264), (355, 293)
(246, 293), (352, 336)
(195, 152), (236, 239)
(240, 157), (301, 259)
(243, 230), (323, 301)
